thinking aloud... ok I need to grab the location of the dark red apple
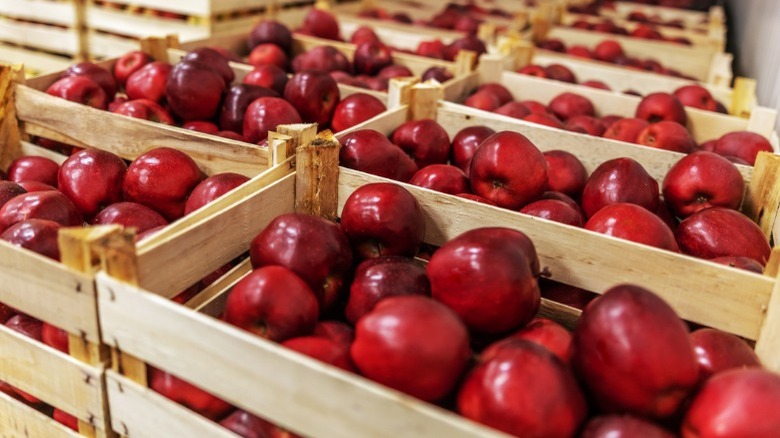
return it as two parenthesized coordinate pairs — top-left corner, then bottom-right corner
(301, 8), (341, 40)
(42, 322), (69, 353)
(637, 121), (696, 153)
(350, 295), (470, 401)
(710, 256), (764, 273)
(549, 92), (596, 121)
(507, 318), (573, 363)
(690, 328), (760, 382)
(469, 131), (548, 210)
(543, 150), (588, 198)
(182, 121), (219, 135)
(581, 157), (659, 217)
(122, 147), (203, 221)
(63, 62), (117, 99)
(353, 41), (393, 75)
(182, 47), (235, 85)
(390, 119), (450, 168)
(676, 207), (771, 265)
(421, 66), (454, 83)
(7, 156), (59, 188)
(114, 50), (154, 87)
(475, 83), (513, 105)
(220, 410), (296, 438)
(572, 284), (699, 419)
(520, 199), (585, 227)
(377, 64), (413, 80)
(247, 43), (288, 70)
(494, 102), (531, 120)
(242, 97), (303, 144)
(183, 173), (249, 215)
(603, 117), (650, 143)
(283, 70), (340, 126)
(282, 336), (355, 372)
(92, 202), (168, 234)
(464, 90), (502, 111)
(674, 85), (718, 111)
(585, 203), (679, 251)
(568, 45), (595, 59)
(636, 92), (688, 126)
(350, 26), (380, 46)
(111, 98), (174, 124)
(523, 112), (566, 129)
(242, 64), (288, 96)
(427, 227), (540, 334)
(166, 61), (227, 121)
(58, 148), (127, 218)
(451, 126), (495, 175)
(594, 40), (625, 62)
(291, 46), (351, 73)
(0, 191), (82, 232)
(248, 20), (293, 53)
(149, 367), (233, 421)
(0, 181), (26, 209)
(250, 213), (352, 313)
(312, 320), (354, 348)
(544, 64), (578, 83)
(15, 181), (56, 192)
(517, 65), (547, 78)
(409, 164), (469, 195)
(0, 219), (62, 260)
(581, 415), (676, 438)
(582, 80), (611, 91)
(443, 35), (487, 61)
(712, 131), (773, 166)
(46, 76), (108, 110)
(219, 84), (278, 134)
(125, 61), (172, 103)
(339, 129), (418, 182)
(565, 115), (607, 136)
(662, 151), (744, 218)
(330, 93), (386, 132)
(416, 39), (446, 59)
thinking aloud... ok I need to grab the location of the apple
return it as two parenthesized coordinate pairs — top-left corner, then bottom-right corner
(353, 41), (393, 75)
(0, 191), (82, 232)
(350, 26), (380, 45)
(564, 114), (607, 136)
(339, 129), (418, 182)
(7, 156), (59, 188)
(538, 39), (566, 52)
(682, 369), (780, 438)
(544, 64), (578, 83)
(112, 98), (174, 124)
(330, 93), (386, 132)
(390, 119), (450, 167)
(539, 280), (595, 312)
(149, 367), (233, 421)
(248, 43), (288, 70)
(350, 295), (470, 401)
(282, 336), (355, 372)
(220, 410), (298, 438)
(637, 121), (696, 153)
(674, 85), (718, 111)
(519, 100), (550, 115)
(92, 202), (168, 234)
(517, 65), (547, 78)
(469, 131), (548, 210)
(549, 93), (596, 121)
(113, 50), (154, 87)
(494, 102), (531, 120)
(0, 219), (62, 260)
(567, 45), (595, 59)
(0, 181), (27, 209)
(409, 164), (469, 195)
(523, 113), (565, 129)
(712, 131), (773, 166)
(601, 114), (623, 129)
(603, 117), (650, 143)
(46, 76), (108, 110)
(242, 97), (303, 144)
(464, 91), (502, 111)
(16, 181), (56, 192)
(585, 203), (679, 251)
(125, 61), (172, 103)
(243, 64), (288, 96)
(224, 266), (318, 341)
(312, 321), (354, 348)
(122, 147), (204, 221)
(636, 92), (688, 126)
(292, 46), (351, 73)
(183, 173), (249, 215)
(443, 35), (487, 61)
(250, 213), (352, 313)
(416, 39), (446, 59)
(58, 148), (127, 218)
(283, 71), (340, 126)
(421, 66), (454, 83)
(458, 340), (586, 437)
(690, 328), (760, 382)
(451, 126), (495, 175)
(543, 150), (588, 198)
(53, 409), (79, 431)
(63, 62), (117, 99)
(42, 322), (69, 353)
(475, 83), (513, 106)
(166, 61), (227, 121)
(676, 207), (771, 265)
(594, 40), (625, 62)
(507, 318), (573, 363)
(248, 20), (293, 53)
(582, 80), (611, 91)
(377, 64), (413, 80)
(182, 47), (235, 85)
(301, 8), (341, 40)
(581, 157), (659, 218)
(572, 284), (699, 419)
(580, 415), (676, 438)
(662, 151), (744, 218)
(219, 84), (278, 134)
(520, 199), (584, 227)
(427, 227), (540, 334)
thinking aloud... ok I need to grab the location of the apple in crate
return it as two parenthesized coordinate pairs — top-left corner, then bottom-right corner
(521, 199), (585, 227)
(572, 284), (699, 419)
(351, 296), (470, 402)
(125, 61), (172, 103)
(63, 62), (118, 99)
(674, 85), (718, 112)
(58, 148), (127, 219)
(248, 20), (293, 53)
(5, 314), (44, 404)
(636, 121), (696, 153)
(581, 415), (675, 438)
(243, 97), (303, 144)
(427, 228), (540, 334)
(182, 48), (235, 85)
(635, 93), (687, 126)
(220, 409), (301, 438)
(586, 203), (679, 251)
(282, 335), (355, 372)
(507, 318), (573, 363)
(46, 76), (109, 110)
(92, 202), (168, 234)
(458, 340), (586, 437)
(291, 46), (351, 74)
(283, 71), (340, 127)
(184, 173), (250, 215)
(248, 43), (289, 70)
(250, 213), (352, 313)
(662, 151), (744, 218)
(330, 93), (387, 133)
(243, 65), (288, 96)
(219, 84), (279, 135)
(0, 191), (82, 232)
(53, 408), (79, 431)
(712, 131), (773, 166)
(451, 126), (495, 175)
(339, 130), (418, 182)
(113, 50), (153, 87)
(603, 118), (649, 143)
(409, 164), (470, 195)
(548, 92), (596, 121)
(7, 156), (59, 188)
(353, 41), (393, 75)
(0, 181), (26, 209)
(676, 208), (771, 265)
(149, 368), (233, 421)
(166, 61), (227, 121)
(690, 328), (760, 382)
(112, 99), (175, 125)
(581, 157), (659, 218)
(300, 8), (341, 40)
(543, 150), (588, 198)
(1, 219), (62, 260)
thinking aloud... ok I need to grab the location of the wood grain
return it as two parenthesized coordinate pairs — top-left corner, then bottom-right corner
(0, 391), (82, 438)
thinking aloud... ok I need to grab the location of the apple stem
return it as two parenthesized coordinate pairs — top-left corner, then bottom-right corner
(536, 266), (552, 279)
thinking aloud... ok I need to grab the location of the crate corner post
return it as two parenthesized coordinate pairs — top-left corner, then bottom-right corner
(0, 64), (26, 171)
(295, 130), (341, 220)
(756, 249), (780, 371)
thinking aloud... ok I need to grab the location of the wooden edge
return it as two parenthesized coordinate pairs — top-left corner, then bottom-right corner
(477, 54), (505, 84)
(267, 131), (293, 168)
(188, 259), (253, 315)
(410, 82), (443, 121)
(387, 77), (420, 109)
(477, 22), (497, 46)
(295, 130), (341, 220)
(747, 106), (780, 142)
(454, 50), (477, 77)
(0, 64), (25, 171)
(0, 391), (83, 438)
(756, 248), (780, 372)
(72, 0), (90, 62)
(139, 34), (180, 63)
(744, 152), (780, 240)
(708, 52), (734, 88)
(275, 123), (318, 162)
(538, 298), (581, 331)
(730, 77), (756, 118)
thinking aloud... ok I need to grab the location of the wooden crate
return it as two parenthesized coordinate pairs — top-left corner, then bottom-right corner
(448, 53), (778, 146)
(603, 2), (725, 33)
(92, 80), (780, 437)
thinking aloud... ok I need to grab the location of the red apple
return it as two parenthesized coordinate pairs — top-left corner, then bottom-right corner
(458, 340), (586, 437)
(114, 50), (154, 87)
(390, 119), (450, 167)
(543, 150), (588, 198)
(243, 97), (303, 144)
(494, 102), (531, 120)
(523, 112), (566, 129)
(421, 66), (454, 83)
(676, 207), (771, 265)
(63, 62), (117, 99)
(507, 318), (573, 363)
(581, 157), (659, 217)
(710, 256), (764, 273)
(149, 367), (233, 421)
(42, 322), (69, 353)
(464, 90), (502, 111)
(122, 147), (203, 221)
(443, 35), (487, 61)
(248, 20), (293, 53)
(538, 39), (566, 52)
(312, 321), (354, 348)
(409, 164), (469, 195)
(219, 84), (279, 134)
(690, 328), (760, 382)
(519, 100), (550, 115)
(564, 114), (607, 136)
(636, 92), (687, 126)
(330, 93), (387, 132)
(520, 199), (585, 227)
(572, 284), (699, 419)
(92, 202), (168, 234)
(682, 369), (780, 438)
(282, 336), (355, 372)
(662, 151), (744, 218)
(475, 83), (513, 105)
(585, 203), (679, 251)
(301, 8), (341, 40)
(517, 65), (547, 78)
(53, 409), (79, 431)
(544, 64), (578, 83)
(377, 64), (413, 80)
(250, 213), (352, 313)
(603, 117), (650, 143)
(46, 76), (108, 110)
(637, 121), (696, 153)
(416, 39), (446, 59)
(674, 85), (718, 111)
(549, 92), (596, 121)
(291, 46), (351, 73)
(594, 40), (625, 62)
(283, 70), (340, 126)
(350, 26), (380, 46)
(339, 129), (418, 182)
(0, 302), (17, 324)
(567, 45), (595, 59)
(7, 156), (59, 188)
(582, 80), (611, 91)
(427, 227), (540, 333)
(243, 64), (288, 96)
(247, 43), (288, 69)
(16, 181), (56, 192)
(58, 148), (127, 218)
(581, 415), (676, 438)
(451, 126), (495, 175)
(712, 131), (773, 166)
(0, 191), (82, 232)
(0, 219), (62, 260)
(353, 41), (393, 75)
(0, 181), (27, 209)
(182, 121), (220, 135)
(111, 98), (174, 124)
(182, 47), (235, 85)
(125, 61), (172, 103)
(183, 173), (249, 215)
(469, 131), (548, 209)
(350, 295), (470, 401)
(166, 61), (227, 121)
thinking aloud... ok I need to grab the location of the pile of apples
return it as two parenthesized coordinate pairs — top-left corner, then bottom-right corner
(537, 38), (696, 79)
(462, 81), (773, 161)
(568, 18), (693, 45)
(338, 121), (772, 268)
(148, 179), (778, 437)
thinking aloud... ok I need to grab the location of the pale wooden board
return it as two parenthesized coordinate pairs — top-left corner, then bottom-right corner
(0, 20), (80, 57)
(0, 0), (76, 26)
(756, 274), (780, 371)
(87, 0), (297, 16)
(0, 326), (106, 426)
(608, 2), (713, 29)
(135, 167), (297, 298)
(97, 273), (509, 438)
(0, 44), (73, 78)
(105, 372), (239, 438)
(336, 168), (773, 340)
(20, 140), (68, 165)
(0, 240), (101, 343)
(86, 7), (213, 41)
(0, 391), (81, 438)
(14, 85), (268, 177)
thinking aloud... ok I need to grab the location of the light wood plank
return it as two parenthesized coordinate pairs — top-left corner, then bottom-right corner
(337, 168), (773, 340)
(0, 326), (106, 426)
(0, 391), (81, 438)
(97, 274), (508, 438)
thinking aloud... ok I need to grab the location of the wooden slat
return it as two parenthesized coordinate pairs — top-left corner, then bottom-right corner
(0, 391), (81, 438)
(294, 131), (341, 219)
(188, 258), (252, 316)
(337, 168), (774, 340)
(0, 326), (106, 426)
(756, 248), (780, 370)
(97, 274), (508, 438)
(14, 84), (268, 177)
(743, 152), (780, 239)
